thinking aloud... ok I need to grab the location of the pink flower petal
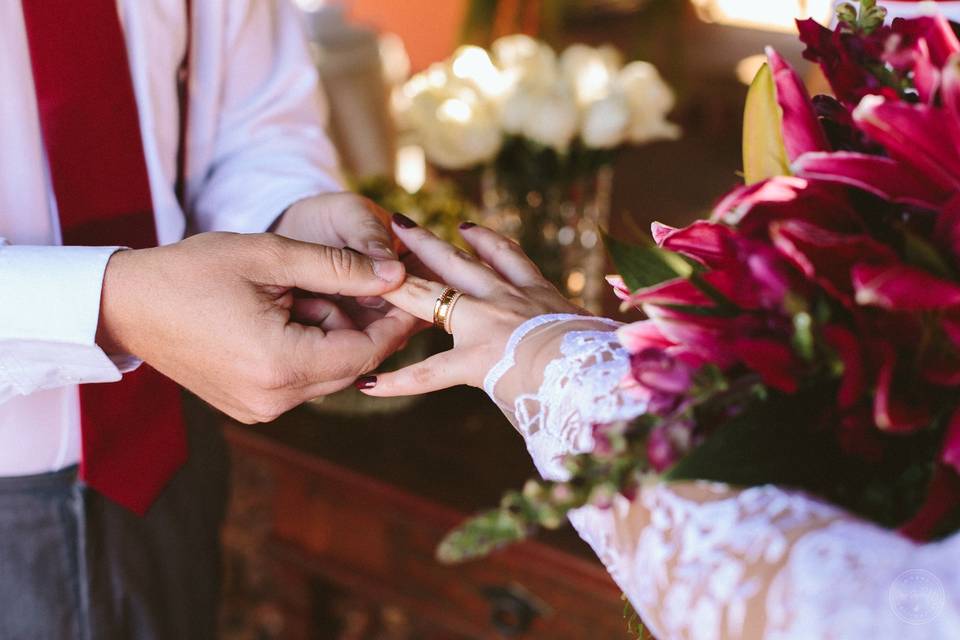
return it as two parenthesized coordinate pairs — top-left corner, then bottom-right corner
(770, 220), (898, 304)
(606, 275), (632, 301)
(766, 47), (829, 161)
(891, 15), (960, 68)
(731, 337), (799, 393)
(615, 320), (672, 354)
(823, 325), (866, 409)
(899, 465), (960, 541)
(874, 346), (932, 432)
(853, 96), (960, 193)
(713, 176), (861, 236)
(852, 262), (960, 310)
(942, 53), (960, 119)
(651, 220), (737, 269)
(943, 406), (960, 474)
(793, 151), (952, 209)
(626, 277), (712, 308)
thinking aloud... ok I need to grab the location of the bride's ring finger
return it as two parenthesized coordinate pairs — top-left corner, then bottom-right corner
(382, 275), (475, 333)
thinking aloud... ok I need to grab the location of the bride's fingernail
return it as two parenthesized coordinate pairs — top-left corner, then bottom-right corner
(392, 212), (418, 229)
(354, 375), (377, 390)
(459, 221), (476, 230)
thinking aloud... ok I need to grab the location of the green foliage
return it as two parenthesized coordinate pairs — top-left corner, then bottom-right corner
(352, 175), (474, 246)
(604, 232), (739, 316)
(837, 0), (888, 35)
(623, 596), (656, 639)
(437, 421), (651, 564)
(603, 231), (696, 291)
(435, 507), (528, 564)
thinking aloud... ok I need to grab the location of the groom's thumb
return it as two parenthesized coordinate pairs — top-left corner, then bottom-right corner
(275, 237), (406, 296)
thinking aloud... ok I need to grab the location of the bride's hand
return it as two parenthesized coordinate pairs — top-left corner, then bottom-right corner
(355, 214), (584, 396)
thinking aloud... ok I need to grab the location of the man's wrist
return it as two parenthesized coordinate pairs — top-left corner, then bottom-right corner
(96, 248), (141, 356)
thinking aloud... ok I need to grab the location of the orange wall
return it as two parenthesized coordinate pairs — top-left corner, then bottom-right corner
(346, 0), (468, 70)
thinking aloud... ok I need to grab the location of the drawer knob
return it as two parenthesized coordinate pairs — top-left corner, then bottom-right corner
(482, 585), (540, 636)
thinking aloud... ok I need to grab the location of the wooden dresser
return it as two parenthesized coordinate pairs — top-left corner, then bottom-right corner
(219, 387), (628, 639)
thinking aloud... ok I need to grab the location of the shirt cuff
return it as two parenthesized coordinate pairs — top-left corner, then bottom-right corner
(0, 245), (133, 399)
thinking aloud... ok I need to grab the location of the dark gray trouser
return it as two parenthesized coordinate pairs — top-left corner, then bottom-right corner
(0, 396), (229, 640)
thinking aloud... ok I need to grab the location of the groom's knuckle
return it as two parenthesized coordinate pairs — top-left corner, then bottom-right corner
(246, 393), (285, 423)
(325, 247), (360, 281)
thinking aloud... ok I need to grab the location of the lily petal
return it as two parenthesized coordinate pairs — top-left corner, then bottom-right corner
(852, 262), (960, 310)
(766, 47), (829, 160)
(770, 219), (898, 304)
(616, 320), (672, 354)
(891, 15), (960, 68)
(853, 95), (960, 193)
(942, 53), (960, 121)
(823, 324), (866, 409)
(943, 407), (960, 474)
(793, 151), (952, 209)
(651, 220), (737, 268)
(874, 346), (932, 432)
(731, 337), (799, 393)
(606, 275), (632, 302)
(713, 176), (861, 235)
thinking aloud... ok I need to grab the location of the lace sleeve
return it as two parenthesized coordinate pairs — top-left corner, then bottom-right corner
(483, 314), (641, 480)
(483, 314), (960, 639)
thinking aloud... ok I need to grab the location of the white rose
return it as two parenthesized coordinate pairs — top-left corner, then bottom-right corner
(616, 61), (681, 144)
(499, 85), (535, 135)
(581, 92), (631, 149)
(421, 93), (502, 169)
(491, 34), (558, 88)
(560, 43), (622, 105)
(400, 67), (502, 169)
(520, 85), (579, 153)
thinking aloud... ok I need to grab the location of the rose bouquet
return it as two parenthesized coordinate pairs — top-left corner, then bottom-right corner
(439, 0), (960, 564)
(397, 36), (679, 309)
(396, 36), (679, 175)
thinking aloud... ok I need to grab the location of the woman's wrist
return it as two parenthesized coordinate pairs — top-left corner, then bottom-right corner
(483, 314), (622, 399)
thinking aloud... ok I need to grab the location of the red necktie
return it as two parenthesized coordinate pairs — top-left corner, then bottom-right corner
(21, 0), (187, 515)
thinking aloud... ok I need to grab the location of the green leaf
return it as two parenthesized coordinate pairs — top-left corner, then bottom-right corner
(742, 63), (790, 185)
(436, 508), (528, 564)
(903, 230), (956, 280)
(664, 390), (840, 488)
(603, 231), (696, 291)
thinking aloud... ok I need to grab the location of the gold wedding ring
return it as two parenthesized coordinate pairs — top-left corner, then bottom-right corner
(432, 286), (463, 334)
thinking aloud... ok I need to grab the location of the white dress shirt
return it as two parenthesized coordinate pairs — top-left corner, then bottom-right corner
(0, 0), (342, 475)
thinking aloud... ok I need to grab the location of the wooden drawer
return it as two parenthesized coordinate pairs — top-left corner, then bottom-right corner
(225, 426), (626, 639)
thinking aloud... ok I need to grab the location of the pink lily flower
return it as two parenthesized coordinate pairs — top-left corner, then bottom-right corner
(765, 47), (830, 161)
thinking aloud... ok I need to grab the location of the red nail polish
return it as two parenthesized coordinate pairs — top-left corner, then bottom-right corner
(354, 375), (377, 390)
(459, 221), (477, 230)
(392, 212), (418, 229)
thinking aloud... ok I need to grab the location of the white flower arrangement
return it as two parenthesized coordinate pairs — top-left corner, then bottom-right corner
(396, 35), (680, 171)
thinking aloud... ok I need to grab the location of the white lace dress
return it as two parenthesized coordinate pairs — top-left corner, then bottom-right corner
(483, 315), (960, 640)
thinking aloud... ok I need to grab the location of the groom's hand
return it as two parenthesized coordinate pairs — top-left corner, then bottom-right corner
(272, 191), (411, 327)
(273, 191), (399, 261)
(95, 232), (415, 424)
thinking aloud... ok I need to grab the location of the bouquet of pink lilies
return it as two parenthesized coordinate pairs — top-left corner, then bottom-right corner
(440, 0), (960, 563)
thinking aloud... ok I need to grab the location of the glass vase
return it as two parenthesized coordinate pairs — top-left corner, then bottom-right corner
(480, 164), (614, 313)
